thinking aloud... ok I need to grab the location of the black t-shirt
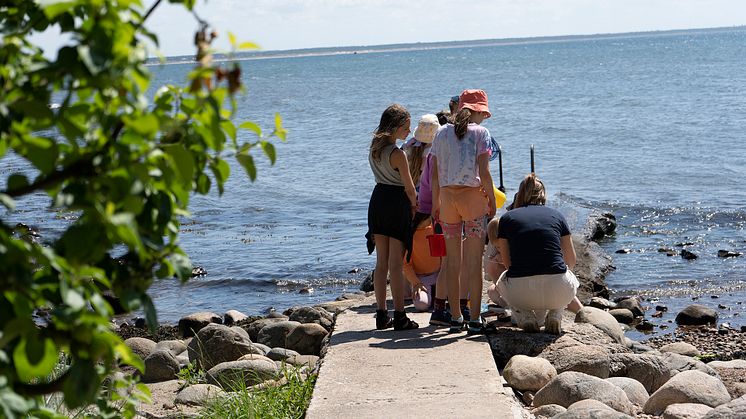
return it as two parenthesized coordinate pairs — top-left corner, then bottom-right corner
(497, 205), (571, 278)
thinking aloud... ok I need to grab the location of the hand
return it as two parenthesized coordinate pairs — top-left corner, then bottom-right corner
(414, 282), (428, 293)
(498, 185), (506, 193)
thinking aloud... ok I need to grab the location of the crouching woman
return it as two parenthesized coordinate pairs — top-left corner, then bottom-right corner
(495, 173), (579, 335)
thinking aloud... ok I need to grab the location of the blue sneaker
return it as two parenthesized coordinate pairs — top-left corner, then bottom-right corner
(429, 309), (452, 326)
(461, 306), (471, 322)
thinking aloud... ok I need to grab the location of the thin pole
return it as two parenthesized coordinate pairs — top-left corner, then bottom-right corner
(530, 144), (535, 173)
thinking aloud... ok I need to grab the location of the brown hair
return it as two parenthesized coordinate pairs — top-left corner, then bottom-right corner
(487, 217), (500, 245)
(371, 104), (410, 161)
(514, 173), (546, 208)
(453, 108), (472, 140)
(406, 145), (427, 185)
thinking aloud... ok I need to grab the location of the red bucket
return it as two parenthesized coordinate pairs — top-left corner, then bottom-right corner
(426, 222), (446, 257)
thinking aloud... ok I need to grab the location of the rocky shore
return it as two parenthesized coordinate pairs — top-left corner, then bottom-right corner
(117, 211), (745, 418)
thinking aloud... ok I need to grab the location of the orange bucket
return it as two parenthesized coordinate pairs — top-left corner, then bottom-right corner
(426, 222), (446, 257)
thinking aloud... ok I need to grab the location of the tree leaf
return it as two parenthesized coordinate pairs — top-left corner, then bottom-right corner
(162, 144), (195, 186)
(38, 0), (81, 19)
(237, 153), (256, 181)
(22, 136), (58, 174)
(239, 121), (262, 137)
(0, 194), (15, 211)
(12, 337), (58, 383)
(260, 141), (276, 164)
(274, 113), (287, 141)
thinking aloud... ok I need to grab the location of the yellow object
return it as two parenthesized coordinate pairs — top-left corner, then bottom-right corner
(493, 184), (506, 209)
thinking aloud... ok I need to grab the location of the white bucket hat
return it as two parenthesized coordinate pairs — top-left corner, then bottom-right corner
(413, 114), (439, 144)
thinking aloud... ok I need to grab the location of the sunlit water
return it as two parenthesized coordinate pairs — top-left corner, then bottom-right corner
(4, 29), (745, 337)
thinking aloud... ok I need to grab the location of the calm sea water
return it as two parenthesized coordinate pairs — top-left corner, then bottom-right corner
(5, 29), (746, 334)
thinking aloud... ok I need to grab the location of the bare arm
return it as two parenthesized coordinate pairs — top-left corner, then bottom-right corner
(430, 156), (440, 220)
(561, 234), (576, 270)
(477, 153), (496, 217)
(403, 258), (422, 289)
(390, 147), (417, 212)
(497, 238), (511, 269)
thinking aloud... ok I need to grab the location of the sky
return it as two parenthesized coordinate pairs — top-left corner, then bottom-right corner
(31, 0), (746, 57)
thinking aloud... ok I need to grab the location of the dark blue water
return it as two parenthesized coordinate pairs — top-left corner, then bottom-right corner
(4, 29), (745, 332)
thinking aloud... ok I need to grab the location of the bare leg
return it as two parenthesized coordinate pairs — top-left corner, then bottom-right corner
(388, 238), (406, 312)
(445, 236), (463, 319)
(459, 240), (469, 300)
(567, 296), (583, 313)
(463, 236), (485, 321)
(373, 234), (389, 311)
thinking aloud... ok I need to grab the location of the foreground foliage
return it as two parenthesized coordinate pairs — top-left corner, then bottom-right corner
(0, 0), (284, 417)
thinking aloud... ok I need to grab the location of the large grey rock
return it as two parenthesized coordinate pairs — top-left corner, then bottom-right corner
(659, 352), (718, 377)
(187, 323), (259, 370)
(609, 353), (672, 393)
(553, 399), (634, 418)
(503, 355), (557, 392)
(223, 310), (248, 326)
(531, 404), (566, 418)
(540, 344), (611, 378)
(154, 340), (187, 357)
(644, 370), (732, 415)
(675, 304), (718, 326)
(285, 354), (319, 369)
(575, 307), (626, 345)
(266, 348), (301, 362)
(178, 311), (222, 338)
(285, 322), (329, 355)
(206, 358), (279, 389)
(701, 395), (746, 419)
(606, 377), (650, 406)
(588, 297), (617, 310)
(659, 342), (701, 357)
(533, 371), (636, 415)
(487, 328), (557, 367)
(175, 384), (226, 406)
(608, 309), (635, 324)
(125, 337), (156, 359)
(615, 297), (644, 317)
(662, 403), (713, 419)
(247, 317), (289, 342)
(143, 350), (180, 383)
(709, 361), (746, 399)
(285, 306), (334, 332)
(257, 320), (301, 349)
(252, 342), (271, 356)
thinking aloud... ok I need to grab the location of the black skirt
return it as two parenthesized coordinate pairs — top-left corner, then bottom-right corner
(365, 183), (413, 260)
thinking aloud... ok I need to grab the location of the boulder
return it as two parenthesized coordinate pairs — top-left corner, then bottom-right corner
(187, 323), (259, 370)
(247, 317), (289, 342)
(231, 326), (252, 343)
(575, 307), (626, 345)
(154, 340), (187, 357)
(487, 328), (556, 367)
(124, 337), (156, 359)
(572, 235), (613, 301)
(539, 344), (611, 378)
(236, 353), (274, 363)
(256, 320), (301, 349)
(554, 399), (634, 418)
(533, 371), (636, 415)
(359, 270), (374, 292)
(675, 304), (718, 326)
(606, 377), (650, 406)
(589, 297), (617, 310)
(659, 342), (701, 357)
(662, 403), (713, 419)
(615, 297), (644, 317)
(285, 323), (329, 355)
(223, 310), (248, 326)
(178, 312), (222, 338)
(588, 212), (617, 240)
(285, 354), (319, 369)
(503, 355), (557, 392)
(701, 395), (746, 419)
(142, 350), (180, 383)
(252, 342), (271, 356)
(531, 404), (566, 418)
(266, 348), (301, 362)
(609, 353), (672, 393)
(608, 309), (635, 324)
(285, 306), (334, 332)
(659, 352), (718, 378)
(206, 359), (279, 389)
(644, 370), (731, 415)
(175, 384), (226, 406)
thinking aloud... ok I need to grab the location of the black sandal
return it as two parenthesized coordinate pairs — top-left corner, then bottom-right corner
(393, 311), (419, 331)
(376, 310), (393, 330)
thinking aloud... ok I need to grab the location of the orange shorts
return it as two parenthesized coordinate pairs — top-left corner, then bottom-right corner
(439, 186), (489, 223)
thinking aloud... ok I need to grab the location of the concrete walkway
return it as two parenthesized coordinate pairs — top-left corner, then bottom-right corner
(306, 298), (528, 418)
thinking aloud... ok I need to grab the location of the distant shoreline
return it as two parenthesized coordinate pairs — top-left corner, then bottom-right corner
(149, 25), (746, 65)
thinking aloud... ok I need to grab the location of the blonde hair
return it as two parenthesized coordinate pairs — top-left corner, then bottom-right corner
(453, 108), (471, 140)
(514, 173), (546, 208)
(406, 146), (427, 186)
(487, 217), (500, 245)
(371, 104), (410, 161)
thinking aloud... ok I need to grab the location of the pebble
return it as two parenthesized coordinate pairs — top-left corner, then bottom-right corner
(616, 249), (632, 254)
(717, 250), (742, 258)
(655, 305), (668, 312)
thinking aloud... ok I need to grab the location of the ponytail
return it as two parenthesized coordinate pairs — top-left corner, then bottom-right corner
(514, 173), (547, 208)
(454, 108), (471, 140)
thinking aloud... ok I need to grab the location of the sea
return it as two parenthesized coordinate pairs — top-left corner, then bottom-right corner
(4, 28), (746, 337)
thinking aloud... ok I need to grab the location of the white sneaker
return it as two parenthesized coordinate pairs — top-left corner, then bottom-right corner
(545, 309), (563, 335)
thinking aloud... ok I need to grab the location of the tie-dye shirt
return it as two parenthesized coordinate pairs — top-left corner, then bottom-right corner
(431, 123), (491, 187)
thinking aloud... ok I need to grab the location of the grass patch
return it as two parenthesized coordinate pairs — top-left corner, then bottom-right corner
(200, 366), (317, 419)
